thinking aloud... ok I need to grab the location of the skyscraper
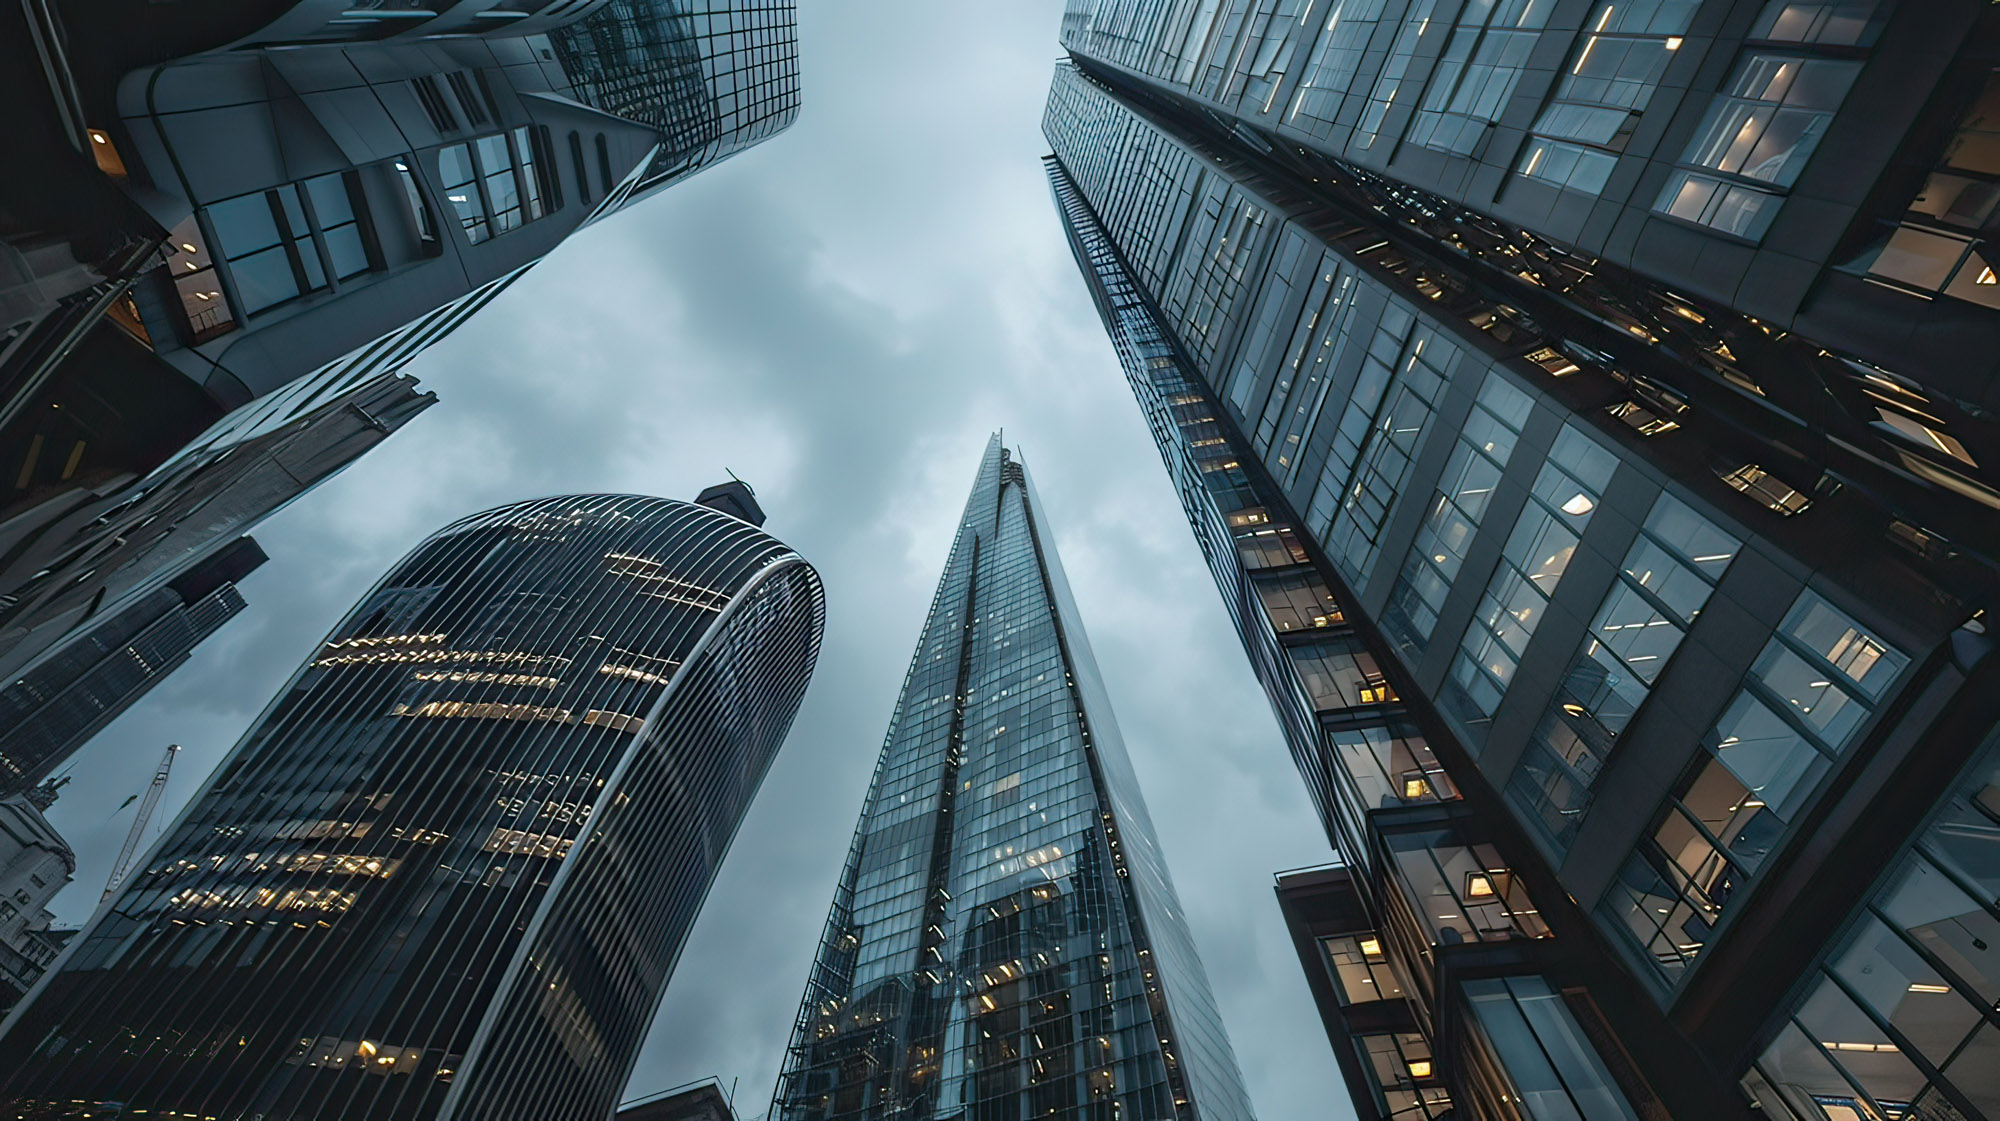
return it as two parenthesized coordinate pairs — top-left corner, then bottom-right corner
(1045, 5), (2000, 1119)
(0, 536), (266, 800)
(0, 488), (825, 1120)
(772, 437), (1256, 1121)
(0, 0), (801, 763)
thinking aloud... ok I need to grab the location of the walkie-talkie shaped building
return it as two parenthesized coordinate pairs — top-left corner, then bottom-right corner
(772, 437), (1256, 1121)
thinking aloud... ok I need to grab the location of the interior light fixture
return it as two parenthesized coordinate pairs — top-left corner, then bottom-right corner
(1407, 1060), (1433, 1079)
(1359, 938), (1383, 958)
(1665, 36), (1683, 49)
(1561, 493), (1595, 516)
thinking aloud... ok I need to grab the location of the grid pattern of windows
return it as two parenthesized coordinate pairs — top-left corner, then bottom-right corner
(1287, 0), (1392, 139)
(1228, 0), (1315, 114)
(1442, 425), (1617, 741)
(549, 0), (799, 192)
(204, 175), (374, 316)
(1506, 495), (1738, 850)
(1044, 64), (1211, 299)
(1290, 635), (1397, 710)
(1602, 590), (1908, 984)
(1165, 184), (1275, 367)
(1515, 0), (1697, 195)
(1655, 51), (1860, 239)
(1253, 256), (1359, 483)
(1224, 229), (1307, 418)
(1314, 319), (1454, 584)
(1848, 69), (2000, 311)
(1352, 0), (1442, 152)
(773, 440), (1257, 1121)
(1358, 1031), (1453, 1119)
(436, 128), (555, 246)
(1321, 934), (1405, 1004)
(0, 497), (825, 1118)
(1327, 722), (1456, 810)
(1404, 0), (1553, 157)
(1460, 976), (1641, 1120)
(1745, 738), (2000, 1121)
(1381, 371), (1533, 654)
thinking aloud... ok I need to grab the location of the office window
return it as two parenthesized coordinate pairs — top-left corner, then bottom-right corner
(1290, 636), (1397, 711)
(1320, 324), (1455, 583)
(1602, 589), (1906, 982)
(1462, 976), (1641, 1121)
(1404, 0), (1553, 156)
(1507, 494), (1736, 849)
(1327, 722), (1457, 810)
(1443, 424), (1617, 740)
(1654, 54), (1860, 239)
(1322, 934), (1404, 1004)
(1515, 0), (1697, 196)
(1744, 739), (1999, 1121)
(1358, 1032), (1454, 1120)
(1254, 570), (1344, 632)
(437, 128), (557, 245)
(1846, 70), (2000, 310)
(1288, 0), (1393, 138)
(1352, 0), (1442, 152)
(1382, 371), (1533, 654)
(1752, 0), (1887, 47)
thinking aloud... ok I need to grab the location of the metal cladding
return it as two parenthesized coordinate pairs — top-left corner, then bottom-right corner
(0, 494), (825, 1121)
(771, 437), (1256, 1121)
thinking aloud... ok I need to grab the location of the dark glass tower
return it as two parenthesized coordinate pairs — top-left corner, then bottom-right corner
(0, 0), (800, 762)
(772, 437), (1256, 1121)
(0, 536), (265, 799)
(0, 490), (824, 1120)
(1046, 6), (2000, 1119)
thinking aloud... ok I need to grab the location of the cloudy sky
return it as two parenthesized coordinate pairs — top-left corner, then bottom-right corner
(44, 5), (1353, 1118)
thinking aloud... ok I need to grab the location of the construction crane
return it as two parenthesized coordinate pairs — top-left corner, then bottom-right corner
(101, 743), (179, 902)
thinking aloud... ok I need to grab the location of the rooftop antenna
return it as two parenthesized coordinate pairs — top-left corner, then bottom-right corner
(102, 743), (179, 902)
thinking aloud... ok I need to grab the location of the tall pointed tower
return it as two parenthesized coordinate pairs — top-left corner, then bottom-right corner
(772, 437), (1256, 1121)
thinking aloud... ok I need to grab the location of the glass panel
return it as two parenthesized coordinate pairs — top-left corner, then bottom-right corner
(1753, 644), (1869, 748)
(1591, 583), (1681, 684)
(206, 193), (281, 258)
(1754, 1023), (1882, 1121)
(324, 224), (369, 280)
(1830, 914), (1983, 1068)
(1711, 694), (1828, 824)
(1882, 854), (2000, 1008)
(1794, 977), (1933, 1106)
(228, 246), (301, 314)
(1781, 593), (1908, 700)
(303, 174), (355, 227)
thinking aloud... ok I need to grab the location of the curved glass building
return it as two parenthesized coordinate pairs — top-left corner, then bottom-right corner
(771, 437), (1256, 1121)
(0, 490), (824, 1120)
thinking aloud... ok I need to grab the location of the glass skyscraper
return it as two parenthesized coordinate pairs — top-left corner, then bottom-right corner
(0, 488), (824, 1120)
(1045, 4), (2000, 1119)
(0, 0), (801, 776)
(772, 437), (1256, 1121)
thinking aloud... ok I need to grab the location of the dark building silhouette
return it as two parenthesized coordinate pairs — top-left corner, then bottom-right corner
(1045, 4), (2000, 1118)
(0, 536), (265, 799)
(772, 437), (1257, 1121)
(0, 491), (824, 1120)
(0, 0), (799, 769)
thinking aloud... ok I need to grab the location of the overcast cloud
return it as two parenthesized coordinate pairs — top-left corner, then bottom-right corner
(43, 6), (1353, 1118)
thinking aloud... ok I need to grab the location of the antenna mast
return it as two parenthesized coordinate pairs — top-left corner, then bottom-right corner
(102, 743), (180, 902)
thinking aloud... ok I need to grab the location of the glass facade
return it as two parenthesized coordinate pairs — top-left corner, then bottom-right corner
(1045, 10), (2000, 1117)
(771, 439), (1254, 1121)
(0, 494), (824, 1120)
(1744, 732), (2000, 1121)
